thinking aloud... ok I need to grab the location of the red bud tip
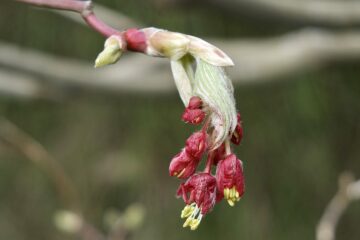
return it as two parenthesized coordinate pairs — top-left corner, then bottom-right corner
(124, 28), (147, 52)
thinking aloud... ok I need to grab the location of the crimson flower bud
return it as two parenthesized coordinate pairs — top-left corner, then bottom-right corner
(182, 108), (205, 125)
(177, 173), (217, 230)
(169, 149), (199, 179)
(188, 96), (203, 110)
(185, 131), (207, 159)
(231, 113), (243, 145)
(216, 154), (245, 206)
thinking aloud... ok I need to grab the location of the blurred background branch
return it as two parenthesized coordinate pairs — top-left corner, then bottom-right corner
(203, 0), (360, 26)
(2, 29), (360, 98)
(317, 173), (360, 240)
(0, 117), (81, 211)
(53, 3), (141, 29)
(0, 117), (145, 240)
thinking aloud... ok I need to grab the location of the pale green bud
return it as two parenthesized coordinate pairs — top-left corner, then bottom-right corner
(143, 28), (190, 60)
(53, 210), (82, 234)
(188, 36), (234, 67)
(95, 35), (123, 68)
(144, 28), (233, 67)
(122, 203), (146, 231)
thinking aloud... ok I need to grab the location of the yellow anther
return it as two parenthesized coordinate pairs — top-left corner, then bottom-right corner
(235, 190), (239, 199)
(190, 219), (200, 230)
(181, 205), (195, 218)
(183, 217), (192, 228)
(181, 204), (202, 231)
(177, 168), (186, 178)
(224, 188), (229, 199)
(227, 199), (235, 207)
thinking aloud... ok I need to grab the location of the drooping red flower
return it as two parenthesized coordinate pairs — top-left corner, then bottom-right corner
(182, 108), (205, 125)
(169, 149), (199, 179)
(231, 113), (243, 145)
(177, 173), (217, 230)
(216, 154), (245, 206)
(181, 96), (206, 125)
(169, 94), (246, 230)
(185, 131), (208, 159)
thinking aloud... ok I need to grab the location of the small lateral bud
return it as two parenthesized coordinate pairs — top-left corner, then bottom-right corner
(95, 35), (123, 68)
(145, 28), (190, 60)
(54, 210), (82, 234)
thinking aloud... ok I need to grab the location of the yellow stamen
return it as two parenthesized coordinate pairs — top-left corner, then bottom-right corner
(181, 204), (195, 218)
(183, 217), (192, 227)
(224, 186), (241, 206)
(181, 204), (203, 230)
(224, 188), (229, 198)
(227, 199), (235, 207)
(190, 219), (200, 230)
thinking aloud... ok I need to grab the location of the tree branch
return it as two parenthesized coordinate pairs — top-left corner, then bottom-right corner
(316, 173), (360, 240)
(0, 117), (81, 211)
(17, 0), (120, 37)
(1, 29), (360, 98)
(206, 0), (360, 26)
(0, 117), (109, 240)
(0, 68), (60, 99)
(17, 0), (91, 13)
(53, 3), (141, 30)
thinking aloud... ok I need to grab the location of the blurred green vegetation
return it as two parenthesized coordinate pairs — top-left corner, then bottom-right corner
(0, 0), (360, 240)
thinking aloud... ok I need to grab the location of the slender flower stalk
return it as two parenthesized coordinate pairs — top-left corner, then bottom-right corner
(17, 0), (247, 231)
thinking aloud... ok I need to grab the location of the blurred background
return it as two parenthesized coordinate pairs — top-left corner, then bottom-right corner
(0, 0), (360, 239)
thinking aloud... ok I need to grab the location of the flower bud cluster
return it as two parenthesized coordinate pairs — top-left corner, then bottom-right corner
(93, 27), (245, 231)
(169, 96), (245, 230)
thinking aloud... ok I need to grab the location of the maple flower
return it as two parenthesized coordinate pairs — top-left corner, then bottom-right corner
(177, 173), (217, 230)
(185, 131), (208, 159)
(181, 96), (206, 124)
(169, 149), (199, 179)
(169, 131), (208, 179)
(216, 154), (245, 206)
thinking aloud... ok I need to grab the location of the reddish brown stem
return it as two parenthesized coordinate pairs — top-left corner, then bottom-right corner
(17, 0), (121, 38)
(17, 0), (90, 13)
(204, 152), (214, 173)
(82, 13), (120, 37)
